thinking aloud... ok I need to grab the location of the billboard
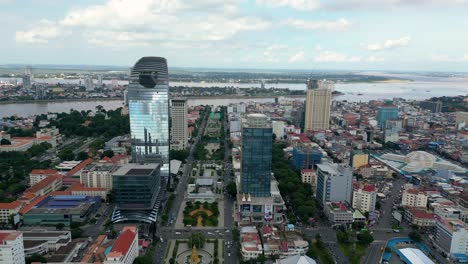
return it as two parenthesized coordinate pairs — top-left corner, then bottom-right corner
(264, 204), (273, 220)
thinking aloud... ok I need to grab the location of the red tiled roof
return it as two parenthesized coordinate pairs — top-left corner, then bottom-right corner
(0, 232), (21, 243)
(68, 183), (106, 192)
(109, 229), (136, 256)
(66, 158), (93, 177)
(0, 201), (24, 210)
(406, 188), (421, 195)
(362, 184), (376, 192)
(25, 174), (62, 194)
(411, 209), (434, 219)
(19, 195), (47, 214)
(100, 156), (112, 163)
(111, 154), (127, 163)
(30, 169), (58, 175)
(301, 169), (313, 173)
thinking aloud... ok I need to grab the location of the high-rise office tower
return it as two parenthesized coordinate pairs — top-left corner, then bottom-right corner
(316, 163), (353, 207)
(241, 114), (272, 197)
(84, 77), (94, 91)
(97, 75), (103, 86)
(22, 66), (33, 89)
(304, 79), (332, 131)
(377, 105), (399, 128)
(128, 57), (170, 169)
(170, 98), (188, 150)
(111, 163), (161, 223)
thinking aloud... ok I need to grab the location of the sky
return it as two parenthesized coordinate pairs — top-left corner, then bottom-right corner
(2, 0), (468, 71)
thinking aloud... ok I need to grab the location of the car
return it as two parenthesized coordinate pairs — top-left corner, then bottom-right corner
(228, 253), (231, 257)
(175, 232), (181, 235)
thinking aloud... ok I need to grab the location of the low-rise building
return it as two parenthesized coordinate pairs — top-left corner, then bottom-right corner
(237, 179), (285, 224)
(324, 202), (354, 225)
(23, 194), (101, 226)
(68, 183), (108, 200)
(104, 226), (139, 264)
(240, 226), (263, 260)
(24, 174), (63, 199)
(80, 163), (116, 190)
(402, 188), (428, 208)
(301, 169), (316, 190)
(404, 208), (436, 227)
(22, 230), (72, 257)
(0, 231), (25, 264)
(29, 169), (59, 186)
(0, 201), (23, 224)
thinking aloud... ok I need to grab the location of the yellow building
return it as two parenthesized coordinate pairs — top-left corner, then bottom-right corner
(350, 151), (369, 169)
(304, 79), (333, 131)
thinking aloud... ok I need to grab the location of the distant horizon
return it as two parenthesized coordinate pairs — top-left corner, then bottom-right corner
(2, 63), (468, 75)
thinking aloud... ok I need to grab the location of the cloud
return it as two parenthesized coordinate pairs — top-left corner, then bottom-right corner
(288, 50), (306, 63)
(15, 0), (271, 46)
(430, 54), (468, 62)
(262, 44), (288, 63)
(285, 18), (351, 31)
(314, 50), (360, 62)
(327, 0), (468, 10)
(365, 36), (411, 51)
(367, 56), (385, 62)
(15, 19), (67, 44)
(256, 0), (320, 10)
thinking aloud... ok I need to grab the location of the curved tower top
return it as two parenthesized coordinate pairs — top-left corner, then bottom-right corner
(130, 56), (168, 87)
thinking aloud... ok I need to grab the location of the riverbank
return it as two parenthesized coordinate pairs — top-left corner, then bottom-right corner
(0, 97), (122, 105)
(0, 94), (307, 105)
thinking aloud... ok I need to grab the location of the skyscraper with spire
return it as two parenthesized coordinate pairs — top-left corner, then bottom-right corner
(127, 57), (170, 169)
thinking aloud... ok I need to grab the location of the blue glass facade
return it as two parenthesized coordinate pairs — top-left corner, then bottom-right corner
(377, 106), (398, 128)
(291, 146), (322, 170)
(241, 126), (272, 197)
(128, 57), (169, 164)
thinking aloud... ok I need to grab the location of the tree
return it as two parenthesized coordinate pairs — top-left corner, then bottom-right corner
(232, 228), (240, 242)
(169, 149), (189, 161)
(376, 201), (382, 210)
(409, 231), (422, 242)
(188, 232), (205, 248)
(226, 181), (237, 197)
(59, 149), (75, 161)
(0, 139), (11, 145)
(336, 231), (349, 243)
(352, 221), (366, 230)
(357, 231), (374, 245)
(76, 151), (89, 160)
(56, 223), (65, 230)
(101, 149), (114, 159)
(71, 227), (83, 238)
(26, 254), (47, 264)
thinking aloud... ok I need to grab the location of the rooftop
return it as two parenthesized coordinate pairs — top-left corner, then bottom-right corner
(25, 174), (62, 194)
(107, 228), (137, 259)
(0, 231), (21, 243)
(30, 169), (58, 175)
(113, 163), (160, 177)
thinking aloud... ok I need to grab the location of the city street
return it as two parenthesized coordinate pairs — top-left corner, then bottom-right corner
(154, 109), (209, 264)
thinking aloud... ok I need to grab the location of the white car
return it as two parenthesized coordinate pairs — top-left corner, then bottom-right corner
(175, 232), (181, 235)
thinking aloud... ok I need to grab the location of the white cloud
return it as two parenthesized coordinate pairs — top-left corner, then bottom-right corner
(314, 50), (360, 62)
(256, 0), (320, 10)
(285, 18), (351, 31)
(15, 19), (67, 44)
(262, 44), (288, 63)
(430, 54), (468, 62)
(327, 0), (468, 10)
(367, 56), (385, 62)
(15, 0), (270, 46)
(288, 50), (306, 63)
(365, 36), (411, 51)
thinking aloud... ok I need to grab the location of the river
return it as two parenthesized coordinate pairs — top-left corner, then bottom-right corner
(0, 77), (466, 118)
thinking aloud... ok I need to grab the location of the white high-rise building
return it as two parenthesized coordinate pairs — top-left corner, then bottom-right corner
(434, 219), (468, 258)
(352, 183), (377, 213)
(98, 75), (103, 86)
(170, 98), (188, 150)
(0, 231), (25, 264)
(272, 121), (285, 140)
(22, 66), (33, 90)
(84, 77), (94, 91)
(304, 80), (332, 131)
(316, 163), (353, 207)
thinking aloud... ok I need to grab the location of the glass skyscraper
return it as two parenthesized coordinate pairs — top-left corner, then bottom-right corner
(128, 57), (169, 166)
(241, 114), (272, 197)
